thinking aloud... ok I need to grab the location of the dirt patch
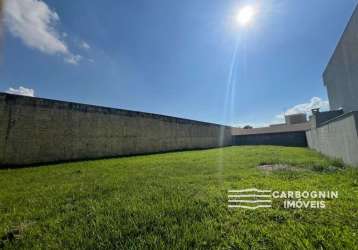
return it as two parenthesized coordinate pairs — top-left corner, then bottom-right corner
(257, 164), (304, 172)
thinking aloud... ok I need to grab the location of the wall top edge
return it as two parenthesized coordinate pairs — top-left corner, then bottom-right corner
(0, 93), (231, 128)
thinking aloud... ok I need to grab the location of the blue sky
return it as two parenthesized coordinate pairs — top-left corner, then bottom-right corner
(1, 0), (358, 127)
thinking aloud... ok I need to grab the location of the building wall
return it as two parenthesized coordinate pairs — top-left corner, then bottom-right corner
(323, 5), (358, 112)
(0, 93), (232, 166)
(306, 112), (358, 166)
(309, 110), (344, 128)
(285, 114), (307, 125)
(233, 131), (307, 147)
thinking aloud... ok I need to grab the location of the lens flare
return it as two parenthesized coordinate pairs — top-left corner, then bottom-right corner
(237, 5), (256, 27)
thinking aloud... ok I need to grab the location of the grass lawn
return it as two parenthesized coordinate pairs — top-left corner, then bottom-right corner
(0, 146), (357, 249)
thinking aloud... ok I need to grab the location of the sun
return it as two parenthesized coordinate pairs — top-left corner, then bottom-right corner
(236, 5), (256, 27)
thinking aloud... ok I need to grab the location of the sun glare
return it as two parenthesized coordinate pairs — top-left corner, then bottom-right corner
(237, 5), (256, 27)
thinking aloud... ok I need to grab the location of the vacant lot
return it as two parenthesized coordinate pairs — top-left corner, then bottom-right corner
(0, 146), (357, 249)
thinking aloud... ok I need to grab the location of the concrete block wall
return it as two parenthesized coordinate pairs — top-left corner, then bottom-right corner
(233, 131), (307, 147)
(323, 5), (358, 112)
(306, 112), (358, 166)
(309, 110), (344, 128)
(0, 93), (232, 166)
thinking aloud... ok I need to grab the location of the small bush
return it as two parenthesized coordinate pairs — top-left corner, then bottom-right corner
(329, 158), (346, 169)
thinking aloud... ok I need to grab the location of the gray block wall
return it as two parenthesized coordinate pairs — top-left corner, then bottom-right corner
(306, 112), (358, 166)
(233, 131), (307, 147)
(0, 93), (232, 166)
(309, 110), (344, 128)
(323, 5), (358, 112)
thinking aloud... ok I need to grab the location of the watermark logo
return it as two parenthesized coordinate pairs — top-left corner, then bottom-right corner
(228, 188), (338, 209)
(227, 188), (272, 210)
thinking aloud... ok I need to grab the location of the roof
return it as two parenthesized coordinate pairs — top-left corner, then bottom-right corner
(231, 122), (310, 135)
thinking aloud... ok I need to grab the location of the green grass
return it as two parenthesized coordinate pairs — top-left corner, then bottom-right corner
(0, 146), (357, 249)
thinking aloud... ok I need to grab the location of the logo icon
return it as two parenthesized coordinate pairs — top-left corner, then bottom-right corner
(227, 188), (272, 210)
